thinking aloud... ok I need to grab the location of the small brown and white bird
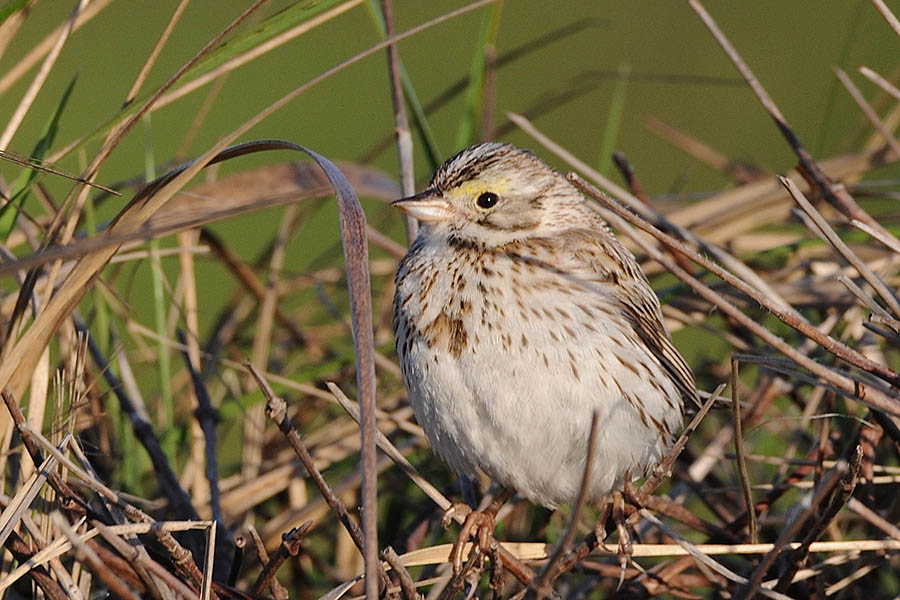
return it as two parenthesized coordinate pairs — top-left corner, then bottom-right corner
(392, 142), (696, 512)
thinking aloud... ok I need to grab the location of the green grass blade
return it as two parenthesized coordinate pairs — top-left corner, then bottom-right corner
(365, 0), (442, 167)
(0, 74), (77, 240)
(186, 0), (348, 83)
(142, 114), (176, 465)
(597, 62), (630, 176)
(454, 3), (502, 150)
(52, 0), (356, 163)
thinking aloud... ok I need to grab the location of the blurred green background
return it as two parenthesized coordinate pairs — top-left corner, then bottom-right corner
(2, 4), (900, 592)
(1, 0), (898, 335)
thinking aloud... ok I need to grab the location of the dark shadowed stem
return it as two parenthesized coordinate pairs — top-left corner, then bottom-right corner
(5, 529), (68, 600)
(177, 329), (224, 526)
(2, 389), (84, 509)
(251, 522), (311, 598)
(90, 519), (168, 599)
(569, 174), (900, 415)
(640, 510), (792, 600)
(438, 548), (483, 600)
(76, 320), (201, 522)
(226, 535), (244, 588)
(773, 447), (861, 592)
(735, 461), (846, 600)
(848, 497), (900, 540)
(381, 0), (417, 243)
(246, 362), (391, 592)
(634, 493), (727, 539)
(730, 359), (756, 544)
(688, 0), (900, 252)
(383, 546), (423, 600)
(526, 412), (599, 600)
(13, 411), (211, 595)
(247, 525), (290, 599)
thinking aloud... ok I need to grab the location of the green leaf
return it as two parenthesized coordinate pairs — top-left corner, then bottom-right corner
(365, 0), (442, 167)
(597, 62), (630, 176)
(56, 0), (354, 161)
(186, 0), (348, 83)
(0, 74), (77, 240)
(454, 3), (503, 149)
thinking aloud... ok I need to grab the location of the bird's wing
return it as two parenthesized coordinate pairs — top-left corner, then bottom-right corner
(563, 228), (700, 409)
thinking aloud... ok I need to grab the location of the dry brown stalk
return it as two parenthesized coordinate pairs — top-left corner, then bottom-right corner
(688, 0), (900, 252)
(251, 521), (311, 598)
(569, 174), (900, 416)
(246, 362), (391, 593)
(383, 546), (424, 600)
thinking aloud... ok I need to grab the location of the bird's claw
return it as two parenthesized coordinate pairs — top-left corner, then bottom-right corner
(612, 491), (633, 590)
(449, 509), (495, 575)
(442, 502), (472, 529)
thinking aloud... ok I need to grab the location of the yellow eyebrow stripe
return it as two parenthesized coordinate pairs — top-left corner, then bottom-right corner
(455, 178), (512, 198)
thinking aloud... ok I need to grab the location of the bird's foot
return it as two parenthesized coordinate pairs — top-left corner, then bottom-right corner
(612, 490), (633, 590)
(447, 508), (496, 576)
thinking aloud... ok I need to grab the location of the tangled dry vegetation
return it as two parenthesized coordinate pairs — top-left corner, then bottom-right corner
(1, 1), (899, 599)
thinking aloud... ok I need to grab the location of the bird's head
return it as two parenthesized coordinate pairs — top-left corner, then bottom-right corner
(392, 142), (587, 246)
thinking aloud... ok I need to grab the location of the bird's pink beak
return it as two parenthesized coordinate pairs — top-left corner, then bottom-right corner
(391, 189), (454, 222)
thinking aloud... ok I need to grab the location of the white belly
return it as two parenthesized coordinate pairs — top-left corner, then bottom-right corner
(395, 243), (683, 508)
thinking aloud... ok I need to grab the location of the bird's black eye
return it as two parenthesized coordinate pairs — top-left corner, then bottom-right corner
(476, 191), (499, 209)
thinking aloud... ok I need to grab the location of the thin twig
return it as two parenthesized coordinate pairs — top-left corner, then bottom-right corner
(871, 0), (900, 39)
(246, 525), (290, 599)
(245, 362), (391, 592)
(77, 320), (201, 521)
(688, 0), (900, 251)
(774, 446), (861, 592)
(838, 275), (900, 332)
(50, 512), (142, 600)
(122, 0), (191, 106)
(639, 510), (793, 600)
(4, 529), (69, 600)
(736, 461), (846, 599)
(858, 66), (900, 102)
(383, 546), (424, 600)
(731, 359), (757, 544)
(381, 0), (417, 243)
(785, 173), (900, 317)
(251, 522), (311, 598)
(526, 412), (599, 599)
(568, 174), (900, 416)
(834, 66), (900, 169)
(326, 382), (545, 592)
